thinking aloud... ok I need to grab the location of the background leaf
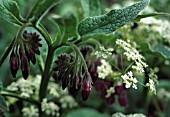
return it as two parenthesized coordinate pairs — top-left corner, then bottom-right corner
(27, 0), (61, 24)
(0, 95), (8, 111)
(65, 108), (110, 117)
(80, 0), (101, 17)
(50, 13), (78, 44)
(134, 12), (170, 21)
(78, 0), (150, 38)
(0, 0), (26, 25)
(141, 43), (170, 59)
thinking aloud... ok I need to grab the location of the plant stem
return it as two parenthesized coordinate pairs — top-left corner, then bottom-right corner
(0, 38), (15, 68)
(67, 42), (88, 72)
(39, 46), (55, 101)
(34, 24), (52, 46)
(0, 90), (39, 105)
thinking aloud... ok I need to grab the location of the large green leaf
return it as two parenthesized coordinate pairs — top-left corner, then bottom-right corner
(78, 0), (149, 37)
(80, 0), (101, 17)
(141, 43), (170, 59)
(65, 108), (110, 117)
(0, 95), (7, 111)
(0, 0), (26, 25)
(27, 0), (61, 24)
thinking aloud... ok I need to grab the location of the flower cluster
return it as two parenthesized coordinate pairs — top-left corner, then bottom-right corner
(97, 59), (113, 79)
(95, 46), (114, 59)
(116, 39), (148, 73)
(9, 31), (42, 79)
(112, 112), (146, 117)
(7, 75), (41, 98)
(22, 105), (39, 117)
(42, 98), (60, 117)
(121, 71), (138, 89)
(146, 69), (158, 94)
(81, 46), (101, 82)
(53, 54), (92, 101)
(6, 75), (78, 116)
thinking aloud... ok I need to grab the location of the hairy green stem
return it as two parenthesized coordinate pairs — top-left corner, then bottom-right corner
(39, 46), (54, 101)
(0, 38), (15, 68)
(0, 90), (39, 105)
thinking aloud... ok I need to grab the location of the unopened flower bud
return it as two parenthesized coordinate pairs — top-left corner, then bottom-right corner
(21, 55), (30, 79)
(118, 92), (128, 107)
(82, 72), (92, 101)
(9, 50), (19, 78)
(69, 76), (81, 97)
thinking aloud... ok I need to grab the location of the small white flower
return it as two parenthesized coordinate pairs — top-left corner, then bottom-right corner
(97, 59), (113, 79)
(22, 105), (39, 117)
(95, 46), (114, 59)
(121, 71), (138, 89)
(42, 98), (60, 116)
(106, 87), (115, 98)
(146, 78), (156, 94)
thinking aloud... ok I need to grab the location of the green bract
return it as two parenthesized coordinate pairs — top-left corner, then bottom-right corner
(78, 0), (150, 37)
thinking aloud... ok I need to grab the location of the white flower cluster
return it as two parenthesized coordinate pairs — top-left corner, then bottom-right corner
(22, 105), (39, 117)
(112, 112), (146, 117)
(157, 88), (170, 101)
(106, 86), (115, 98)
(95, 46), (114, 59)
(59, 95), (78, 109)
(146, 79), (156, 94)
(146, 69), (158, 94)
(42, 98), (60, 117)
(6, 75), (78, 116)
(97, 59), (113, 79)
(116, 39), (148, 73)
(141, 17), (170, 44)
(7, 75), (41, 98)
(121, 71), (138, 89)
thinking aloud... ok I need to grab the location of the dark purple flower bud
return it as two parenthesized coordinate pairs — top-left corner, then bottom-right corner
(69, 76), (81, 97)
(9, 50), (19, 78)
(82, 72), (92, 101)
(118, 92), (128, 107)
(21, 55), (30, 79)
(115, 85), (125, 95)
(106, 94), (115, 105)
(29, 50), (36, 64)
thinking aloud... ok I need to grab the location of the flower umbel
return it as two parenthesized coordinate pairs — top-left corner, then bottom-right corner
(116, 39), (148, 73)
(121, 71), (138, 89)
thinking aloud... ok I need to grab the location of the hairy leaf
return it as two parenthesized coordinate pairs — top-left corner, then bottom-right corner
(141, 43), (170, 59)
(81, 0), (101, 17)
(27, 0), (61, 24)
(0, 0), (26, 25)
(78, 0), (150, 37)
(0, 95), (7, 111)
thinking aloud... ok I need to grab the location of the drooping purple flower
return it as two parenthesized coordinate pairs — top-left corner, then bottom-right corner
(82, 72), (92, 101)
(9, 50), (19, 78)
(20, 54), (30, 80)
(118, 92), (128, 107)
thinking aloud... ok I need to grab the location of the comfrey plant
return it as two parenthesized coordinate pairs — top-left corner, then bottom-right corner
(0, 0), (169, 116)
